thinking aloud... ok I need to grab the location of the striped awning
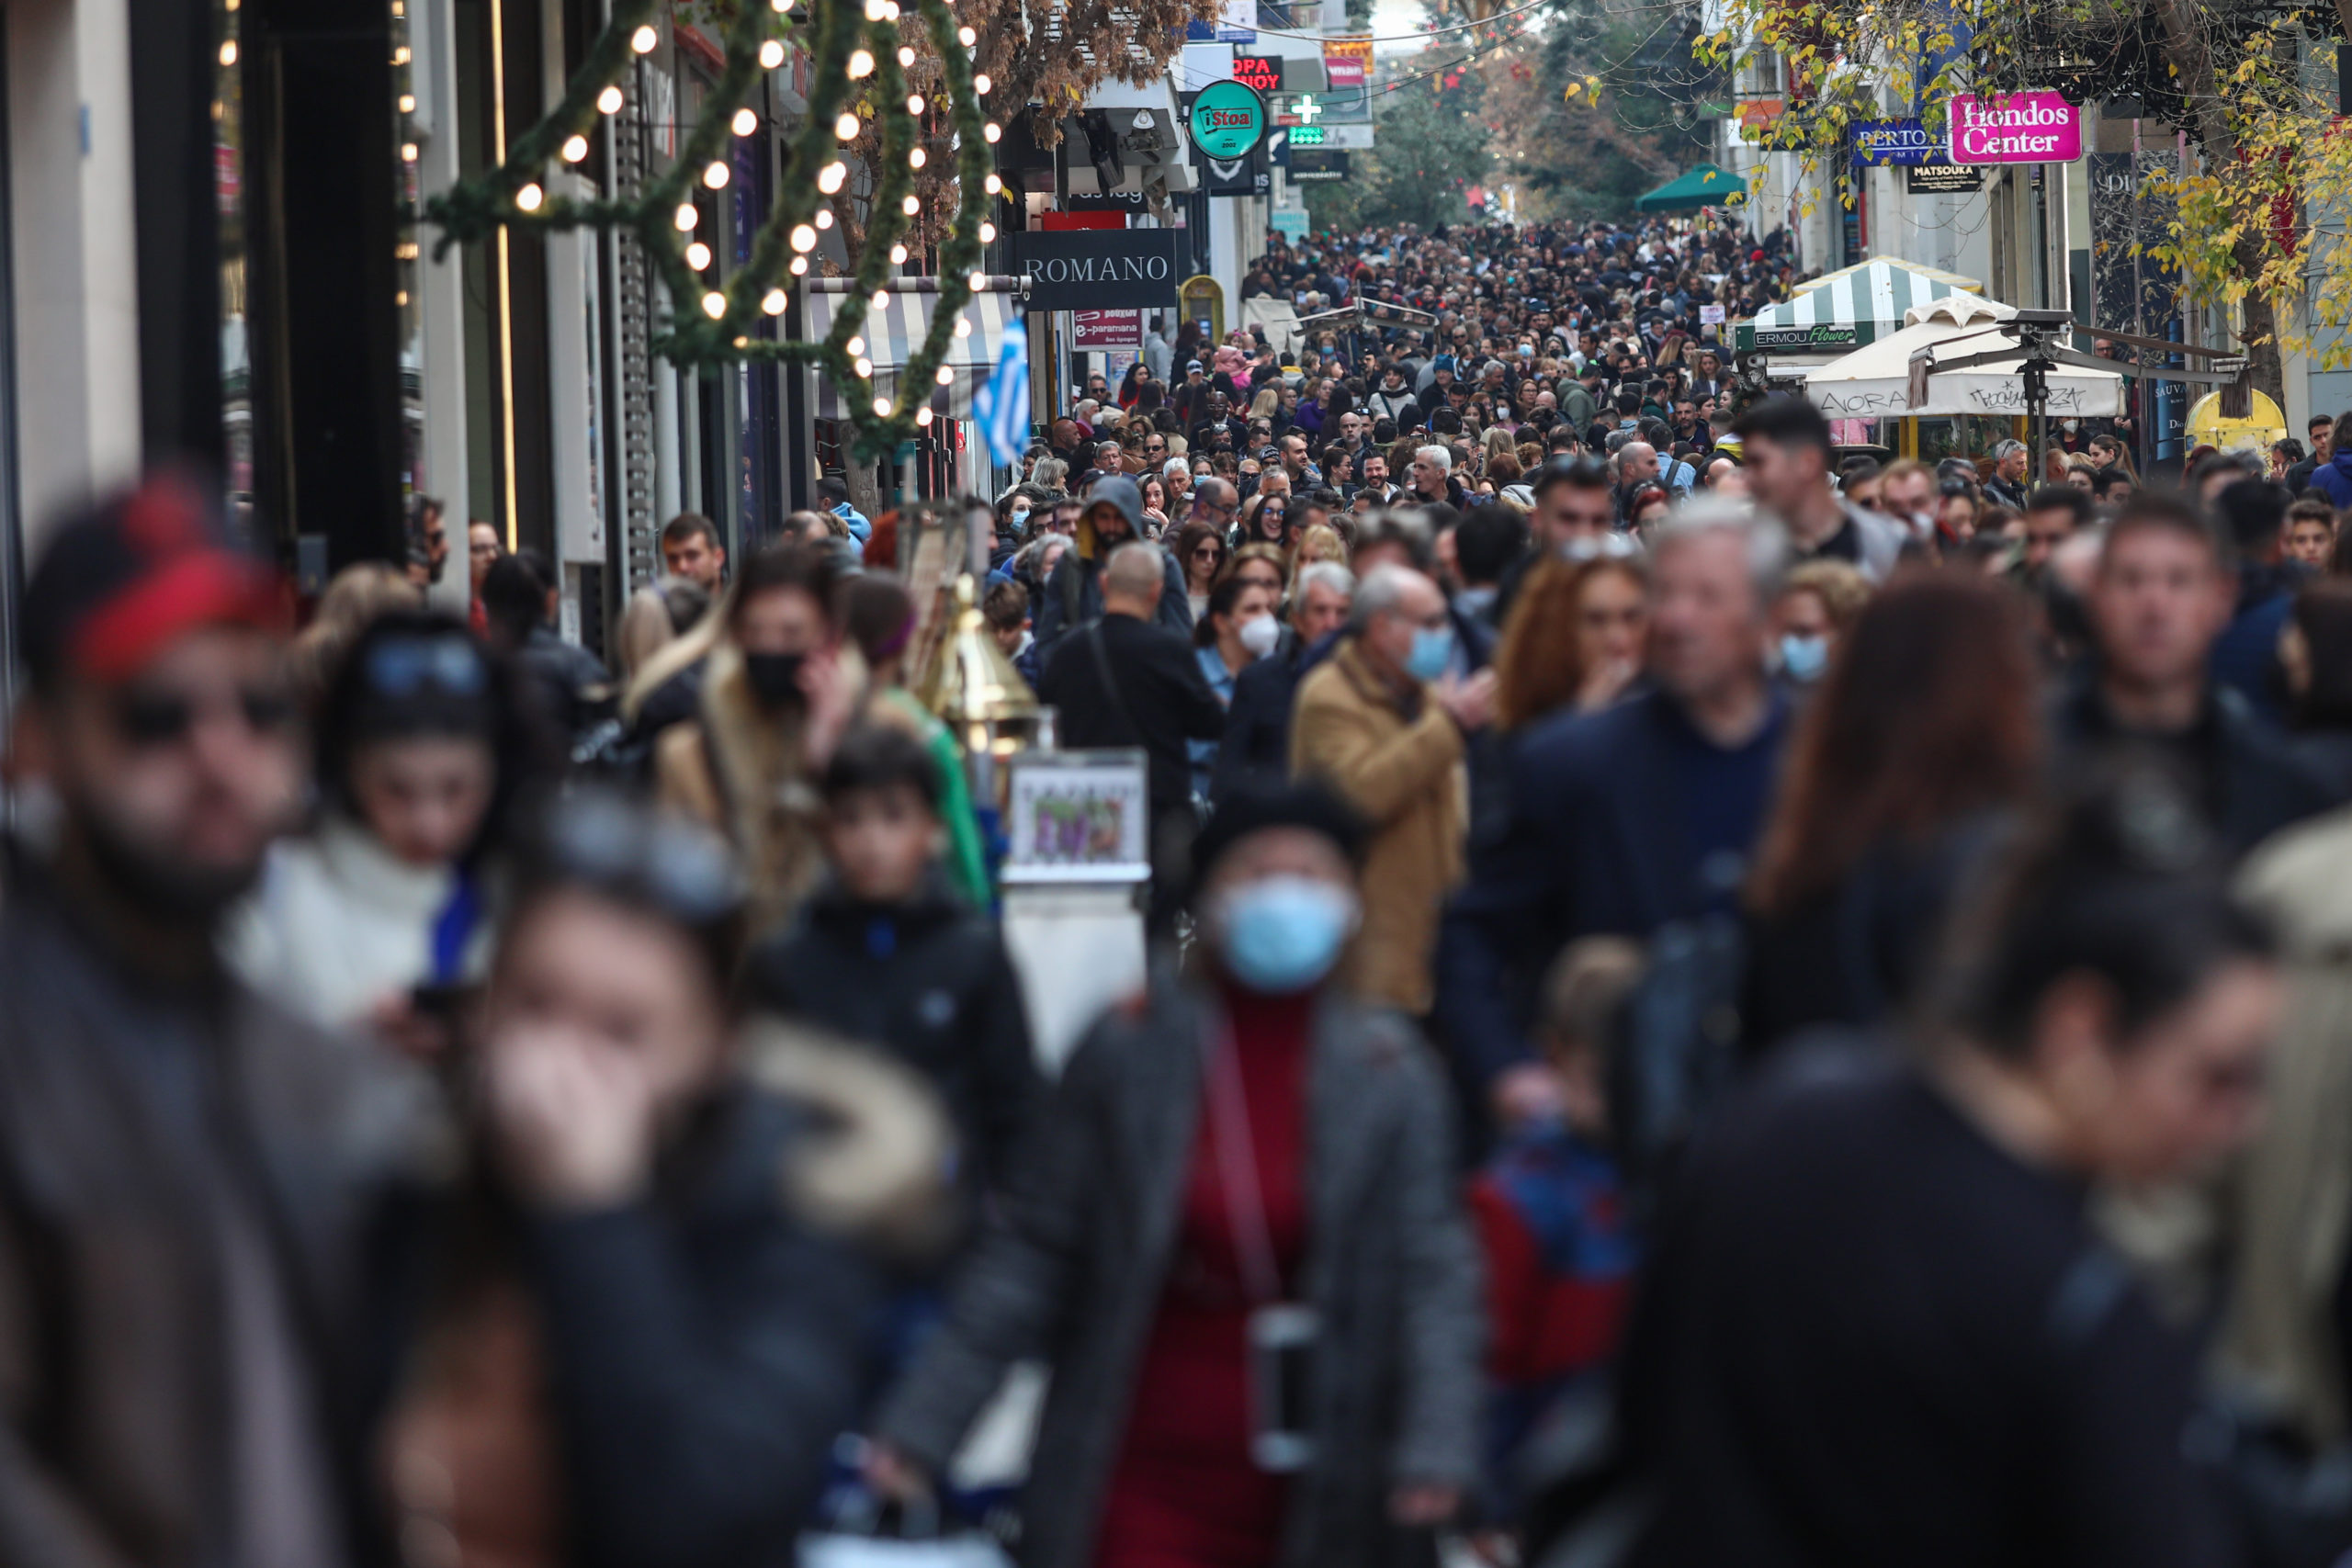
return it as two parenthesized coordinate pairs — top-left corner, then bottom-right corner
(1734, 255), (1982, 358)
(804, 285), (1020, 420)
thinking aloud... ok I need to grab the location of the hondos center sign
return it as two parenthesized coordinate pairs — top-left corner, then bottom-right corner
(1014, 230), (1185, 310)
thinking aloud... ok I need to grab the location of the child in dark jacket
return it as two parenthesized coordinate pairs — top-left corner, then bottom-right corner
(745, 722), (1039, 1198)
(1471, 937), (1643, 1524)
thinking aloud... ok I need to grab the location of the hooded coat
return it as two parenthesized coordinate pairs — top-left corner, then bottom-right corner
(1031, 477), (1193, 661)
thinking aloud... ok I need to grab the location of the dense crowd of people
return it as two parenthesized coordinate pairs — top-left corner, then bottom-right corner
(13, 211), (2352, 1568)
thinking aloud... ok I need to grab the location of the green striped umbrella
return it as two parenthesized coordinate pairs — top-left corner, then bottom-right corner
(1734, 255), (1982, 358)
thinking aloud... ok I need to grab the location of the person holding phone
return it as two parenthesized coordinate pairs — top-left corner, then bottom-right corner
(229, 611), (550, 1052)
(863, 784), (1482, 1568)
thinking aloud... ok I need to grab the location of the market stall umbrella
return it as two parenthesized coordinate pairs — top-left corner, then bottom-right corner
(1633, 164), (1741, 213)
(1735, 254), (1982, 359)
(1803, 295), (2125, 420)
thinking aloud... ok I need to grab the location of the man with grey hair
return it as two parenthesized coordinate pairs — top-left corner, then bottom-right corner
(1293, 564), (1494, 1014)
(1439, 498), (1792, 1138)
(1214, 560), (1357, 802)
(1986, 437), (2031, 510)
(1036, 539), (1226, 924)
(1410, 445), (1464, 509)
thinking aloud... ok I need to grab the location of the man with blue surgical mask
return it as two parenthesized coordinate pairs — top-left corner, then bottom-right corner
(1290, 564), (1494, 1016)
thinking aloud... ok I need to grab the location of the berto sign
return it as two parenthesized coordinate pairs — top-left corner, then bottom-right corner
(1015, 230), (1184, 310)
(1947, 92), (2083, 164)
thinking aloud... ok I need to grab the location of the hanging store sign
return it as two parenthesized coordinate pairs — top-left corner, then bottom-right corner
(1230, 55), (1283, 96)
(1204, 141), (1271, 196)
(1015, 230), (1185, 310)
(1948, 92), (2083, 164)
(1907, 160), (1986, 193)
(1850, 118), (1934, 165)
(1189, 79), (1270, 160)
(1286, 149), (1349, 181)
(1072, 309), (1143, 349)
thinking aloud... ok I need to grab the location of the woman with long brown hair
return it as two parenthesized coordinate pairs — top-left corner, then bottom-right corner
(1490, 556), (1650, 732)
(1743, 570), (2043, 1053)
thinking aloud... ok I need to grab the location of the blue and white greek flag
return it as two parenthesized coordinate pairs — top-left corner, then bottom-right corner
(974, 316), (1030, 468)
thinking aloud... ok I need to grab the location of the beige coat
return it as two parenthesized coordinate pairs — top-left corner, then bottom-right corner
(1289, 638), (1466, 1014)
(655, 641), (865, 939)
(2220, 806), (2352, 1442)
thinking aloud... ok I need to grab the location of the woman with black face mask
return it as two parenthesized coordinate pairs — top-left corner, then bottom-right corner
(655, 544), (865, 937)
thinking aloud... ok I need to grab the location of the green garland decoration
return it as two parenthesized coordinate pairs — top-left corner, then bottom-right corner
(421, 0), (999, 462)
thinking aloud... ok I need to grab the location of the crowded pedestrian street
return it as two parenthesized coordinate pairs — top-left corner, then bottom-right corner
(4, 0), (2352, 1562)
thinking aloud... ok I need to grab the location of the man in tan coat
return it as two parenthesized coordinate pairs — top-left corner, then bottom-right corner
(1291, 564), (1494, 1013)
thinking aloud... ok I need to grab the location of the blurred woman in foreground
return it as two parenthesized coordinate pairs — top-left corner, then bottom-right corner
(1616, 769), (2277, 1568)
(377, 793), (916, 1568)
(1744, 573), (2042, 1053)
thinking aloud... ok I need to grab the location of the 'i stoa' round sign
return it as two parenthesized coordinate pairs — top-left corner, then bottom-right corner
(1190, 80), (1268, 161)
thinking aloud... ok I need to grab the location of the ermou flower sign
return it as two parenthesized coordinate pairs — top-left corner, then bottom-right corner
(1947, 92), (2084, 164)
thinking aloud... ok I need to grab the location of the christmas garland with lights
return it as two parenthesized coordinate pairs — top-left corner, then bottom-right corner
(422, 0), (1004, 459)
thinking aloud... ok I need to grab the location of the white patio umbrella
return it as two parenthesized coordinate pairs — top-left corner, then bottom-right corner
(1804, 295), (2126, 420)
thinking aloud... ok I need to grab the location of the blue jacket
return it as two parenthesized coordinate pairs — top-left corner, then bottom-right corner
(2316, 450), (2352, 508)
(831, 501), (873, 543)
(1436, 688), (1788, 1092)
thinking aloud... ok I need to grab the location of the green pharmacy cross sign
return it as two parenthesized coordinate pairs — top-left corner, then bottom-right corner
(1190, 79), (1268, 161)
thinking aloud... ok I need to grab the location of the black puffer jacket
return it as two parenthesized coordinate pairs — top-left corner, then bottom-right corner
(745, 874), (1039, 1191)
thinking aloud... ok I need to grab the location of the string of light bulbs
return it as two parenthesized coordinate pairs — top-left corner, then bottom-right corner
(421, 0), (1001, 459)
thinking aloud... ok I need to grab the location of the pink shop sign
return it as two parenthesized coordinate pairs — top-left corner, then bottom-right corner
(1947, 92), (2083, 164)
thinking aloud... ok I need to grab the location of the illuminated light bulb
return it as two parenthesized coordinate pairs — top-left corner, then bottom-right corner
(889, 243), (908, 263)
(954, 315), (972, 337)
(597, 85), (624, 114)
(732, 107), (757, 135)
(978, 220), (996, 242)
(401, 141), (419, 162)
(399, 94), (417, 113)
(875, 398), (894, 418)
(975, 73), (992, 95)
(901, 194), (921, 215)
(220, 39), (239, 64)
(514, 181), (544, 210)
(703, 160), (729, 188)
(818, 161), (847, 193)
(763, 288), (787, 314)
(917, 406), (934, 427)
(733, 335), (750, 348)
(630, 23), (658, 51)
(560, 133), (590, 162)
(702, 291), (728, 319)
(685, 241), (712, 270)
(835, 112), (861, 140)
(674, 202), (699, 231)
(854, 356), (875, 378)
(790, 255), (808, 275)
(907, 94), (925, 115)
(396, 289), (410, 306)
(847, 49), (875, 77)
(908, 147), (926, 168)
(936, 365), (954, 386)
(392, 45), (410, 63)
(865, 0), (888, 16)
(958, 25), (977, 44)
(847, 335), (866, 355)
(898, 46), (915, 66)
(873, 288), (890, 309)
(772, 0), (788, 10)
(815, 209), (833, 228)
(967, 270), (987, 290)
(789, 223), (817, 252)
(981, 121), (1000, 142)
(758, 39), (785, 67)
(984, 173), (1002, 193)
(885, 1), (900, 17)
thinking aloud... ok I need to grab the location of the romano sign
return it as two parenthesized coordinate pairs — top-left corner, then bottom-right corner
(1014, 230), (1185, 310)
